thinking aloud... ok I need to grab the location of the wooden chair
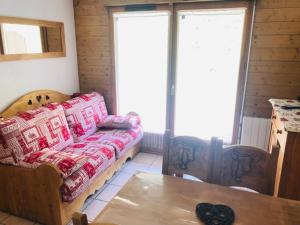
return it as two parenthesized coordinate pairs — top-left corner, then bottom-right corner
(162, 129), (221, 183)
(72, 212), (117, 225)
(212, 143), (280, 195)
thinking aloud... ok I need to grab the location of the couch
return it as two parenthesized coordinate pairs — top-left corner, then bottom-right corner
(0, 90), (143, 225)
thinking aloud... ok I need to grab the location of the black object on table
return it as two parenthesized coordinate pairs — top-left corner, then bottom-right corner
(196, 203), (235, 225)
(281, 106), (300, 110)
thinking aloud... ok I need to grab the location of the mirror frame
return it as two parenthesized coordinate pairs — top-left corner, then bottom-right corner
(0, 16), (66, 62)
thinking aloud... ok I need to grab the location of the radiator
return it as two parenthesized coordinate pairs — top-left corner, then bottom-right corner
(240, 117), (271, 151)
(140, 132), (164, 154)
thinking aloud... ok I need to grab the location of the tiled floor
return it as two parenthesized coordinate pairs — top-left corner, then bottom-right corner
(0, 153), (163, 225)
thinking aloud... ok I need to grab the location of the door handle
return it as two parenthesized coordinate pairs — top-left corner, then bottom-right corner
(171, 84), (175, 96)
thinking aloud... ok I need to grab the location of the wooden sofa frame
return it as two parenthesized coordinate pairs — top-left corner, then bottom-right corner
(0, 90), (140, 225)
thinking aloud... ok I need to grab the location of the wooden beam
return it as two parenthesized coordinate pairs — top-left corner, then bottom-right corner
(103, 0), (226, 7)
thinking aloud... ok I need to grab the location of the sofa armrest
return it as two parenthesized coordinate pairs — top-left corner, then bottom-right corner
(0, 163), (64, 225)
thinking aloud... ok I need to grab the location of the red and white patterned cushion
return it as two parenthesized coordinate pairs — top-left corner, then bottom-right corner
(84, 125), (143, 158)
(0, 103), (73, 164)
(20, 148), (87, 178)
(0, 134), (15, 165)
(61, 142), (115, 202)
(62, 92), (108, 142)
(100, 115), (141, 129)
(61, 168), (90, 202)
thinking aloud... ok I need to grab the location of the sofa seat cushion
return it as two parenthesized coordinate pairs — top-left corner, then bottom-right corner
(62, 92), (108, 142)
(84, 125), (143, 158)
(100, 115), (141, 129)
(63, 142), (116, 174)
(0, 103), (73, 165)
(20, 148), (87, 179)
(61, 142), (116, 202)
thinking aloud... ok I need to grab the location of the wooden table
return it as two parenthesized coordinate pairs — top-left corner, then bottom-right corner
(77, 173), (300, 225)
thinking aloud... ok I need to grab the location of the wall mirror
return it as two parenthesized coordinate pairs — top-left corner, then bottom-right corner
(0, 16), (66, 61)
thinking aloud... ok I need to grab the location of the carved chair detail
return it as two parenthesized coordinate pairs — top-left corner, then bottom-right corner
(163, 130), (279, 195)
(212, 144), (280, 195)
(163, 130), (219, 183)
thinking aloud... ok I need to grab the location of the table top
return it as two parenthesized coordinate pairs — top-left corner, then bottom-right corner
(95, 173), (300, 225)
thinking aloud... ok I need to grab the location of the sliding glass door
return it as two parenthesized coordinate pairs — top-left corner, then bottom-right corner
(111, 1), (251, 146)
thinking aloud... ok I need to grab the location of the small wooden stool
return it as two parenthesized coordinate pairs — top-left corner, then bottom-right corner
(72, 212), (117, 225)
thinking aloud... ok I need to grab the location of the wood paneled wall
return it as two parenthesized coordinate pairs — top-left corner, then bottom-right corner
(74, 0), (300, 118)
(73, 0), (114, 113)
(245, 0), (300, 117)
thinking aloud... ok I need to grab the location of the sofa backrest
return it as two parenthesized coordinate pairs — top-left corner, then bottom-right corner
(61, 92), (108, 142)
(0, 91), (109, 166)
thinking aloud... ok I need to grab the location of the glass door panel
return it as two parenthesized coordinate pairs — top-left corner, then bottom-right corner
(174, 8), (246, 143)
(113, 11), (170, 134)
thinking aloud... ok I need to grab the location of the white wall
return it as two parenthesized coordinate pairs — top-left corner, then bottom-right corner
(0, 0), (79, 111)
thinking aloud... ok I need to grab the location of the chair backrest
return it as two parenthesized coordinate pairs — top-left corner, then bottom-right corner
(212, 144), (280, 195)
(162, 130), (220, 183)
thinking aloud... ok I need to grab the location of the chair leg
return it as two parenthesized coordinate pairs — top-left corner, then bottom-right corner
(72, 212), (89, 225)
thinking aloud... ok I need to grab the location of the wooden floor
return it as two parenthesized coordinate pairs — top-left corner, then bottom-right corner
(0, 153), (162, 225)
